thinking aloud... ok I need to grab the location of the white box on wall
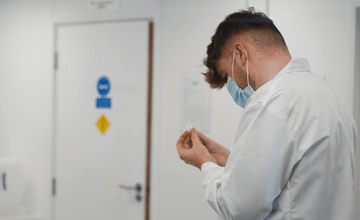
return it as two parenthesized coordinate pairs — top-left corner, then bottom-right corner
(180, 74), (212, 132)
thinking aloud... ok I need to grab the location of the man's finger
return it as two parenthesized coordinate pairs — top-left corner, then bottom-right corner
(189, 128), (207, 145)
(191, 132), (203, 146)
(177, 144), (190, 161)
(195, 130), (209, 143)
(176, 130), (190, 145)
(184, 135), (191, 149)
(176, 139), (187, 155)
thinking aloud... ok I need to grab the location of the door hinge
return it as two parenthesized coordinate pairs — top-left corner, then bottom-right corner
(54, 52), (58, 70)
(52, 178), (56, 196)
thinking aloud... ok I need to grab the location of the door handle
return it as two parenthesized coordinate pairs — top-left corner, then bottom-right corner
(119, 183), (142, 192)
(119, 183), (142, 202)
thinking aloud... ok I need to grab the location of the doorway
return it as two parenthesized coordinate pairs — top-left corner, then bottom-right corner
(52, 20), (153, 220)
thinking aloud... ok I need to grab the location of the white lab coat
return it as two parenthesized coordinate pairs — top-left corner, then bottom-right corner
(201, 58), (357, 220)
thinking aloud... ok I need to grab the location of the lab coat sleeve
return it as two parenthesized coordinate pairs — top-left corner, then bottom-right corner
(201, 105), (299, 220)
(201, 162), (226, 219)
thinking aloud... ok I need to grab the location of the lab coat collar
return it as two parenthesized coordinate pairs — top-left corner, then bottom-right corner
(273, 58), (311, 80)
(246, 58), (311, 108)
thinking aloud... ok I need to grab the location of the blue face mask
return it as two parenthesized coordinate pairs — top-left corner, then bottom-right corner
(227, 50), (254, 108)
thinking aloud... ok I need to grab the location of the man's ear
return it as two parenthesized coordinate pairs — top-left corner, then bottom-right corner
(235, 44), (246, 60)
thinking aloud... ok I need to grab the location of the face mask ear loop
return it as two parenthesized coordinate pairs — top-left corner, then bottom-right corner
(245, 50), (250, 86)
(232, 50), (235, 79)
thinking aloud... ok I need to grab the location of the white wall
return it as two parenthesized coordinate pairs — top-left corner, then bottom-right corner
(271, 0), (355, 115)
(0, 0), (358, 219)
(0, 0), (53, 218)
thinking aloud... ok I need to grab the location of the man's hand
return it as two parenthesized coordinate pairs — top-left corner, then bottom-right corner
(176, 130), (217, 170)
(189, 128), (230, 167)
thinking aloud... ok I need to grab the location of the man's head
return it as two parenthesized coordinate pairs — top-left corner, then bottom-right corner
(203, 8), (291, 90)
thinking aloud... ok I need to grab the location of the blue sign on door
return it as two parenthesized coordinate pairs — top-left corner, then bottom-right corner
(96, 76), (111, 108)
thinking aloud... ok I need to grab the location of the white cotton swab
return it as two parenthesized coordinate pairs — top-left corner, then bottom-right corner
(183, 122), (193, 133)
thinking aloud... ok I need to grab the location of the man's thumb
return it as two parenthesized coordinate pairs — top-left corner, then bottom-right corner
(191, 133), (201, 145)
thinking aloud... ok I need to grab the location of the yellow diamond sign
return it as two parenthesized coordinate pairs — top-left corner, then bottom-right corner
(96, 114), (110, 134)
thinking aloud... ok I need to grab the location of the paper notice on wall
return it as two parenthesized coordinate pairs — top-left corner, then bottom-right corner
(86, 0), (121, 12)
(180, 75), (211, 132)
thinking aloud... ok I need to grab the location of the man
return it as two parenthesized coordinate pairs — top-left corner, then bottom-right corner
(176, 8), (357, 220)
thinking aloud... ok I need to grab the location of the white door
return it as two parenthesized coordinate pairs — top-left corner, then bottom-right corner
(54, 20), (150, 220)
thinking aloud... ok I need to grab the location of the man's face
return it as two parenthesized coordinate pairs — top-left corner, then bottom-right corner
(216, 55), (232, 79)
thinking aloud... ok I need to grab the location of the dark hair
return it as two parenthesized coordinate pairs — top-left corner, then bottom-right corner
(202, 8), (289, 89)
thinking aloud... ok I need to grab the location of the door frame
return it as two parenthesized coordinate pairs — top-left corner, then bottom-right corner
(51, 18), (154, 220)
(353, 3), (360, 218)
